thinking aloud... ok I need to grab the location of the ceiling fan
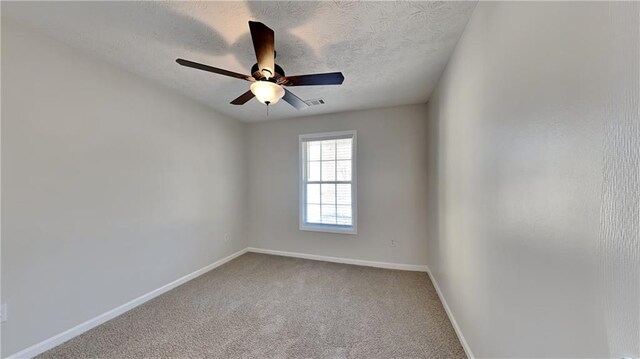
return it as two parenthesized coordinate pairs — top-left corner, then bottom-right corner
(176, 21), (344, 110)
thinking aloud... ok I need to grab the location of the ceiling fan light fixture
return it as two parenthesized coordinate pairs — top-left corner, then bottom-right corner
(250, 81), (285, 105)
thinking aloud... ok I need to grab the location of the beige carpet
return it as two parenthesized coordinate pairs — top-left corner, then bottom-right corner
(37, 253), (466, 359)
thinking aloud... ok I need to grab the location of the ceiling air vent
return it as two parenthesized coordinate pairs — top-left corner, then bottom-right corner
(304, 98), (326, 107)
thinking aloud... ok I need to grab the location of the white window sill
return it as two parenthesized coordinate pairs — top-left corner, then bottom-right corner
(299, 223), (357, 235)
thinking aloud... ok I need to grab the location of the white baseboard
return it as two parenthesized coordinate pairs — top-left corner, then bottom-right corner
(6, 248), (248, 359)
(247, 247), (428, 272)
(426, 267), (475, 359)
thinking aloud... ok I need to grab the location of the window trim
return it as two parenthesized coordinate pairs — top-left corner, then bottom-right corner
(299, 130), (357, 235)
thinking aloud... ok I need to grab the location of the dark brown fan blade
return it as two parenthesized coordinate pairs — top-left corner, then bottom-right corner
(248, 21), (275, 77)
(176, 58), (250, 81)
(282, 89), (309, 110)
(230, 90), (255, 105)
(283, 72), (344, 86)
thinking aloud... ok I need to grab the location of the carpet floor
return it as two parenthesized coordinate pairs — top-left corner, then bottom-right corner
(37, 253), (466, 359)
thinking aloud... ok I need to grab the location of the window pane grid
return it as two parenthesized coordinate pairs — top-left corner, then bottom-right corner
(303, 136), (353, 227)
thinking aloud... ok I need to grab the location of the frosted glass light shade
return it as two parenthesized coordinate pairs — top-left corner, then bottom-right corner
(250, 81), (285, 105)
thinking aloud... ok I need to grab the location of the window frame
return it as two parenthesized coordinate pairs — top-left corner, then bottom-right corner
(299, 130), (357, 235)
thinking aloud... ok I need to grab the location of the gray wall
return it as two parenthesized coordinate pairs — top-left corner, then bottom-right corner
(426, 2), (639, 358)
(1, 19), (249, 357)
(247, 105), (429, 266)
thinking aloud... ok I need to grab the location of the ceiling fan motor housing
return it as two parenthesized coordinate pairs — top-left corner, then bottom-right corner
(251, 63), (285, 81)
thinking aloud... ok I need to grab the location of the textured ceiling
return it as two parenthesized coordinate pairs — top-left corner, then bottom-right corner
(3, 1), (476, 122)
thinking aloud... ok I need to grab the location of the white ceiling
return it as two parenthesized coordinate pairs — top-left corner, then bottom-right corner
(3, 1), (476, 122)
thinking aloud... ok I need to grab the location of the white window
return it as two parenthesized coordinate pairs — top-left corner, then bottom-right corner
(299, 131), (357, 234)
